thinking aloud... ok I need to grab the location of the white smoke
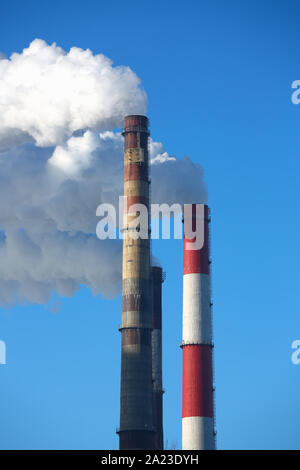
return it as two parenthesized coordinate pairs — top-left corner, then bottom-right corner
(0, 39), (207, 306)
(0, 39), (147, 148)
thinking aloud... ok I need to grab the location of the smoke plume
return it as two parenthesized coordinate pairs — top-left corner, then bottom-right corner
(0, 39), (207, 306)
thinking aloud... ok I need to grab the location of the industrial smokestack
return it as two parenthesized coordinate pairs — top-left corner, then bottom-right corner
(151, 266), (164, 450)
(118, 115), (154, 450)
(181, 204), (216, 450)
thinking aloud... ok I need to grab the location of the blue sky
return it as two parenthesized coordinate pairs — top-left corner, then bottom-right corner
(0, 0), (300, 449)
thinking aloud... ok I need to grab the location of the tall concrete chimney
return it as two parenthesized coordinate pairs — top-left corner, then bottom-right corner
(181, 204), (216, 450)
(118, 115), (154, 450)
(151, 266), (164, 450)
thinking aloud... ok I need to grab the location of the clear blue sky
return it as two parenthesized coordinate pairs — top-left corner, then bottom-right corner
(0, 0), (300, 450)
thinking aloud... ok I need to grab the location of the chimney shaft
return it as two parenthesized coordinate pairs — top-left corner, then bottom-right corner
(118, 115), (154, 450)
(181, 204), (216, 450)
(151, 266), (164, 450)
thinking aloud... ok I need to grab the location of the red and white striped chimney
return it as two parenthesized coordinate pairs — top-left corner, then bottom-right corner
(181, 204), (216, 450)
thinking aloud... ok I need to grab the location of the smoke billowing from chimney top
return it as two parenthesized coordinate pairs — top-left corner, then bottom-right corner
(0, 39), (207, 307)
